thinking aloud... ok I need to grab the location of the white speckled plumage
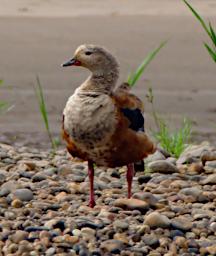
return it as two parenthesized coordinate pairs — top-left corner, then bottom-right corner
(63, 88), (118, 165)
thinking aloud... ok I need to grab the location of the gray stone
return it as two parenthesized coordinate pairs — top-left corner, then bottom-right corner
(100, 239), (125, 253)
(210, 222), (216, 233)
(133, 192), (158, 207)
(206, 160), (216, 168)
(14, 189), (33, 201)
(201, 174), (216, 185)
(32, 173), (47, 182)
(113, 220), (129, 231)
(144, 211), (171, 228)
(114, 198), (149, 213)
(166, 157), (177, 165)
(1, 181), (18, 193)
(179, 144), (212, 162)
(145, 150), (166, 163)
(11, 230), (28, 243)
(0, 171), (7, 182)
(170, 180), (189, 189)
(4, 210), (16, 220)
(171, 218), (192, 231)
(44, 168), (58, 176)
(0, 187), (10, 197)
(45, 247), (56, 256)
(180, 187), (202, 198)
(148, 160), (178, 174)
(142, 234), (159, 247)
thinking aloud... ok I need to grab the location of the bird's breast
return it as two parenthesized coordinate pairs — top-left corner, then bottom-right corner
(63, 92), (117, 149)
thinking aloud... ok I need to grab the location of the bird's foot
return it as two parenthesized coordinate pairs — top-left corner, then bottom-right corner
(88, 199), (96, 208)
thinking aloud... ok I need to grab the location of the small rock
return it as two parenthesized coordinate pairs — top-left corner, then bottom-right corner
(133, 192), (158, 207)
(114, 198), (149, 213)
(7, 243), (19, 253)
(166, 157), (177, 165)
(11, 230), (28, 243)
(44, 168), (57, 176)
(11, 199), (23, 208)
(144, 211), (171, 228)
(206, 245), (216, 255)
(14, 189), (33, 201)
(64, 235), (79, 244)
(26, 226), (49, 232)
(201, 150), (216, 165)
(45, 247), (56, 256)
(180, 187), (202, 198)
(4, 210), (16, 220)
(174, 236), (187, 248)
(206, 160), (216, 168)
(0, 172), (6, 182)
(170, 230), (184, 238)
(113, 220), (129, 231)
(178, 144), (211, 165)
(201, 174), (216, 185)
(32, 173), (47, 182)
(1, 181), (18, 193)
(170, 180), (189, 189)
(81, 227), (96, 239)
(142, 234), (159, 247)
(0, 187), (10, 197)
(188, 163), (203, 173)
(100, 239), (126, 254)
(72, 229), (81, 237)
(210, 222), (216, 233)
(113, 233), (129, 244)
(171, 217), (192, 231)
(148, 160), (178, 174)
(145, 150), (166, 162)
(44, 219), (66, 231)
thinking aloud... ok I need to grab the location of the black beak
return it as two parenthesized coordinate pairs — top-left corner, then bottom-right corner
(61, 58), (77, 67)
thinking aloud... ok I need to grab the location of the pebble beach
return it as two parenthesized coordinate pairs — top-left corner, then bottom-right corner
(0, 142), (216, 256)
(0, 1), (216, 255)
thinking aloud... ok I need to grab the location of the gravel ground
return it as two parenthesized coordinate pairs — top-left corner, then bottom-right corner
(0, 142), (216, 256)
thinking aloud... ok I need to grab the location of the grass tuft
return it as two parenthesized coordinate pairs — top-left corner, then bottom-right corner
(154, 118), (192, 158)
(183, 0), (216, 62)
(127, 41), (167, 87)
(146, 87), (192, 158)
(35, 75), (57, 152)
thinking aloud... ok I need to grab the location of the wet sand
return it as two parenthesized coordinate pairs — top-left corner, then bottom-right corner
(0, 0), (215, 147)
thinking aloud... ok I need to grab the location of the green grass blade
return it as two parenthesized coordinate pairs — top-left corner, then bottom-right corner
(204, 43), (216, 62)
(127, 72), (133, 85)
(35, 75), (50, 132)
(0, 80), (3, 86)
(183, 0), (212, 38)
(35, 75), (57, 151)
(127, 41), (167, 87)
(209, 22), (216, 46)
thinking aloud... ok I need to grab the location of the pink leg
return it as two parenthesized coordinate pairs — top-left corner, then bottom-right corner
(126, 163), (134, 198)
(88, 160), (95, 208)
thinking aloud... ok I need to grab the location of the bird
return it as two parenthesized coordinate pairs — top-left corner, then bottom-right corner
(61, 44), (155, 207)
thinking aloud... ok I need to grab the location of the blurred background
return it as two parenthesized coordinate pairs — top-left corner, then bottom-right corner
(0, 0), (215, 148)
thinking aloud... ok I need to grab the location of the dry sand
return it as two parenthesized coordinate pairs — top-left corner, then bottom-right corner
(0, 0), (215, 147)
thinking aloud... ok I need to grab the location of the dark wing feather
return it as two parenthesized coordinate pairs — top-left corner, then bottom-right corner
(121, 108), (145, 131)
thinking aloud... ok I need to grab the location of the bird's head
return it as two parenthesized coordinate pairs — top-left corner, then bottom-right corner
(62, 44), (119, 74)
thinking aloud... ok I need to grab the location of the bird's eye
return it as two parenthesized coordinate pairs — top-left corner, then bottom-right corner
(85, 51), (92, 56)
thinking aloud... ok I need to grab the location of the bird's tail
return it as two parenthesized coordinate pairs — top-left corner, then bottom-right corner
(134, 160), (145, 172)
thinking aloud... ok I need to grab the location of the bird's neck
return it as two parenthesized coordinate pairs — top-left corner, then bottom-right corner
(80, 66), (119, 94)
